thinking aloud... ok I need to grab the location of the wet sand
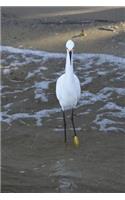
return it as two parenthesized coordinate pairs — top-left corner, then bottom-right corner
(1, 7), (125, 193)
(2, 125), (125, 192)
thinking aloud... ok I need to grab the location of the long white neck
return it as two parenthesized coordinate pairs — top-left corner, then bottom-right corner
(65, 50), (74, 76)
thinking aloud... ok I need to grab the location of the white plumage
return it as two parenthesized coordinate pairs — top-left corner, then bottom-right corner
(56, 40), (81, 111)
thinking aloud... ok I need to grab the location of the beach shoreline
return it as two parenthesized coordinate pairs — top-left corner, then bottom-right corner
(1, 7), (125, 56)
(1, 7), (125, 193)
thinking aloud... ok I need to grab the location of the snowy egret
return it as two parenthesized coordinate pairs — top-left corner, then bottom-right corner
(56, 40), (81, 145)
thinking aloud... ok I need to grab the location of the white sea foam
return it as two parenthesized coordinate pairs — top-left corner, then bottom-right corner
(34, 81), (50, 90)
(1, 46), (65, 59)
(2, 68), (11, 75)
(1, 45), (125, 133)
(81, 77), (93, 86)
(97, 71), (108, 75)
(1, 108), (61, 126)
(94, 115), (125, 133)
(99, 87), (125, 96)
(53, 127), (82, 132)
(79, 88), (113, 106)
(34, 81), (51, 102)
(3, 103), (13, 110)
(94, 102), (125, 133)
(99, 102), (123, 111)
(26, 66), (46, 79)
(1, 45), (125, 65)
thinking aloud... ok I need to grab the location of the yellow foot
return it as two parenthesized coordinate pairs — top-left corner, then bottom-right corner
(73, 136), (80, 147)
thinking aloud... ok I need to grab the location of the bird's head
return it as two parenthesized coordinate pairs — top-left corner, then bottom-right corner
(66, 40), (75, 64)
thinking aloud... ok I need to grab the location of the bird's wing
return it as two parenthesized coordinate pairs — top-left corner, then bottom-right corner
(56, 75), (64, 101)
(74, 74), (81, 100)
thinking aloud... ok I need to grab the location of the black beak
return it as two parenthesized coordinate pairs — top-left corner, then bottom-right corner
(69, 51), (72, 64)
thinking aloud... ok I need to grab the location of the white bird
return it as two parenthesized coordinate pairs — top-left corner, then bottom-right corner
(56, 40), (81, 145)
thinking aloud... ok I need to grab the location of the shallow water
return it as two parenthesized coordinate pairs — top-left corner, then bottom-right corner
(1, 46), (125, 192)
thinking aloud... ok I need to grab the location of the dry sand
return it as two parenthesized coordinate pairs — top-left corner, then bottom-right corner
(1, 7), (125, 56)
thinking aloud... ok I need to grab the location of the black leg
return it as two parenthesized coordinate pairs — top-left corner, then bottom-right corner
(71, 109), (77, 136)
(63, 111), (67, 143)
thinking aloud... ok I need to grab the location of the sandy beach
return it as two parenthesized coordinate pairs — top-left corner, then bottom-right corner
(1, 7), (125, 56)
(1, 7), (125, 193)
